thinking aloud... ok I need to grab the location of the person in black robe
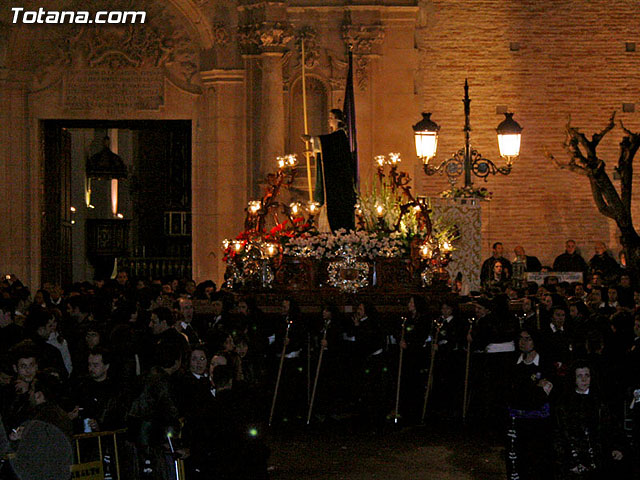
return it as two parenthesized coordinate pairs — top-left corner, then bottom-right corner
(307, 109), (356, 232)
(554, 360), (628, 479)
(506, 328), (555, 480)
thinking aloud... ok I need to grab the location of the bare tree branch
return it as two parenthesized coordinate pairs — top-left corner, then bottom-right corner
(562, 113), (615, 170)
(620, 120), (640, 141)
(552, 115), (640, 257)
(588, 176), (616, 219)
(545, 148), (588, 175)
(591, 111), (616, 146)
(562, 130), (589, 167)
(616, 121), (640, 211)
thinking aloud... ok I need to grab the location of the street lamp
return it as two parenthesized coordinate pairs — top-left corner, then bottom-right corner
(413, 80), (523, 188)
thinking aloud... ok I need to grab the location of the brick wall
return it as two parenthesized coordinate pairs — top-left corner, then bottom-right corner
(413, 0), (640, 267)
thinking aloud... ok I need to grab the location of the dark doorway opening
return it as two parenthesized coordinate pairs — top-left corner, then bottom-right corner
(41, 120), (192, 287)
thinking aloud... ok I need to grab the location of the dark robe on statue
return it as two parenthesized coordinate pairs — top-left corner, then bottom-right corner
(314, 129), (356, 232)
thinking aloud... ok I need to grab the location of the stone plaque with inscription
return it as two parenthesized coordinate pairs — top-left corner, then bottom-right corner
(63, 68), (164, 113)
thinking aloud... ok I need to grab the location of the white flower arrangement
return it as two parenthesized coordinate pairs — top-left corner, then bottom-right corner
(283, 229), (410, 260)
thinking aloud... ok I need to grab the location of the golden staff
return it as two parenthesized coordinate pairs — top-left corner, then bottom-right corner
(462, 316), (475, 422)
(301, 38), (314, 202)
(393, 316), (408, 424)
(269, 317), (294, 427)
(306, 317), (331, 425)
(421, 317), (443, 423)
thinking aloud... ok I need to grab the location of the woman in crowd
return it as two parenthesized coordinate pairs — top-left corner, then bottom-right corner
(554, 360), (628, 479)
(506, 328), (554, 480)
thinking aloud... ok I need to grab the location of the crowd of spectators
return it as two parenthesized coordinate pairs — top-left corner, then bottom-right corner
(0, 271), (270, 479)
(0, 237), (639, 479)
(474, 239), (640, 479)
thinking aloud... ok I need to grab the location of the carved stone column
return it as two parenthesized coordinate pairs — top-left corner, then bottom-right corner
(260, 51), (286, 176)
(198, 69), (246, 285)
(0, 73), (32, 284)
(239, 7), (293, 194)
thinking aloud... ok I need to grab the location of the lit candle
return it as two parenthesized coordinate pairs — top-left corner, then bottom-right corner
(222, 239), (230, 249)
(307, 201), (320, 215)
(265, 243), (278, 257)
(375, 203), (385, 218)
(290, 202), (301, 215)
(277, 156), (286, 169)
(374, 155), (386, 167)
(111, 179), (118, 217)
(248, 200), (261, 215)
(388, 152), (401, 165)
(287, 154), (298, 167)
(233, 241), (243, 253)
(420, 244), (431, 258)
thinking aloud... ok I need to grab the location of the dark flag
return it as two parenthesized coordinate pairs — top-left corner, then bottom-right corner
(343, 49), (358, 186)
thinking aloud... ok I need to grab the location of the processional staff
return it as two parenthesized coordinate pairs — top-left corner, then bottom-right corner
(269, 317), (294, 427)
(462, 316), (475, 422)
(300, 38), (314, 202)
(421, 317), (444, 424)
(393, 316), (408, 424)
(306, 317), (331, 425)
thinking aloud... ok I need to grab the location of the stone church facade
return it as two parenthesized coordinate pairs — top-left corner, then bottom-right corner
(1, 0), (639, 287)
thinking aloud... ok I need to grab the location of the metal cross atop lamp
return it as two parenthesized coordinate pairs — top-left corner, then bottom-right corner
(413, 80), (523, 188)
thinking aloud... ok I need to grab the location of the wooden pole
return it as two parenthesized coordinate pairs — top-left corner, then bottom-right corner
(307, 333), (311, 407)
(113, 432), (121, 480)
(462, 317), (474, 422)
(301, 39), (314, 202)
(393, 317), (408, 424)
(421, 320), (442, 423)
(269, 320), (293, 426)
(307, 318), (330, 425)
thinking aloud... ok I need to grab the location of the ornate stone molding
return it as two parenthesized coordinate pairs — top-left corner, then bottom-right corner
(341, 24), (385, 91)
(326, 51), (347, 91)
(212, 23), (231, 46)
(238, 21), (294, 54)
(295, 27), (320, 69)
(342, 24), (385, 55)
(11, 1), (201, 92)
(200, 69), (244, 85)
